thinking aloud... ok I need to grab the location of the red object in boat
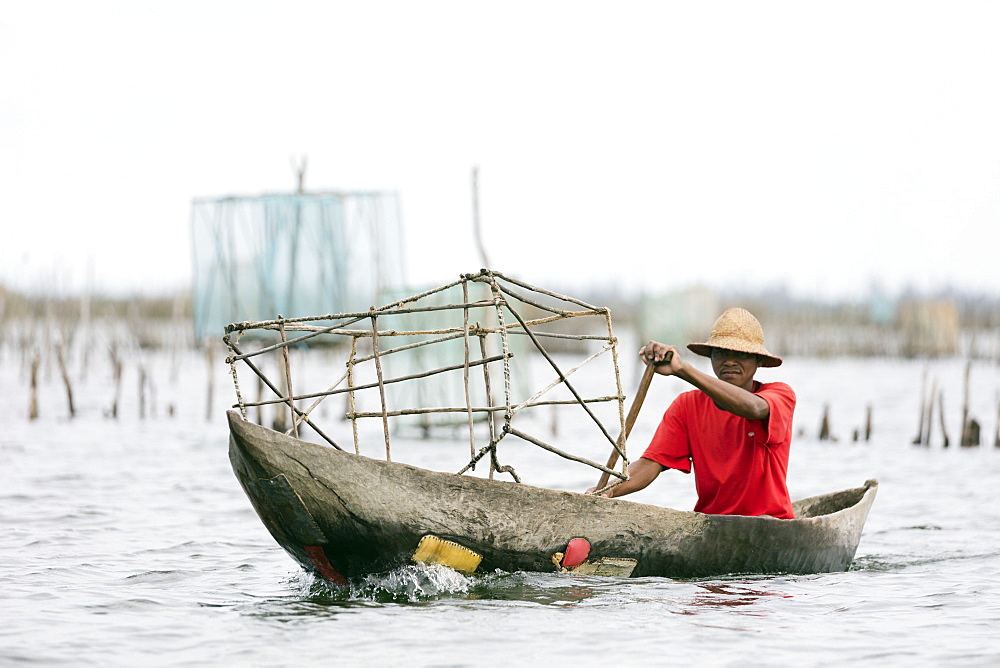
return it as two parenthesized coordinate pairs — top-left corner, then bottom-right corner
(561, 538), (591, 569)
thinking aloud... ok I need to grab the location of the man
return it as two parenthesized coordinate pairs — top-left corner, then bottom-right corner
(594, 307), (796, 519)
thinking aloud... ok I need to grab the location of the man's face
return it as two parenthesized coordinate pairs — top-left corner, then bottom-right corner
(710, 348), (760, 390)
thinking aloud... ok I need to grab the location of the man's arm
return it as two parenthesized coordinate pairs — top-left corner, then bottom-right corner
(673, 364), (769, 419)
(640, 342), (769, 420)
(589, 457), (665, 498)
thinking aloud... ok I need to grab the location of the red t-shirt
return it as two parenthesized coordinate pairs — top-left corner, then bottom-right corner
(640, 381), (796, 519)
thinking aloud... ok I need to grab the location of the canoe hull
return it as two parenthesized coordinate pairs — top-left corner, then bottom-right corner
(228, 410), (878, 580)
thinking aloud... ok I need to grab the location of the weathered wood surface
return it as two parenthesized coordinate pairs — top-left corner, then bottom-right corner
(228, 410), (878, 579)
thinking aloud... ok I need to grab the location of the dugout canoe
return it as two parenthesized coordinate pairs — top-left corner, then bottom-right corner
(228, 409), (879, 581)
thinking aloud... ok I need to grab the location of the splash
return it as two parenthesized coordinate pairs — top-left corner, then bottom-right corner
(300, 563), (476, 603)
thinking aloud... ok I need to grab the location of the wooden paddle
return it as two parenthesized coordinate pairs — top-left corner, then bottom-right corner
(594, 352), (670, 491)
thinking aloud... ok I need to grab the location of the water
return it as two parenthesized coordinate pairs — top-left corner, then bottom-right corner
(2, 350), (999, 666)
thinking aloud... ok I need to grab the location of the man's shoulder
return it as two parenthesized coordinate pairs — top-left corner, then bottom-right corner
(757, 381), (796, 402)
(672, 388), (714, 409)
(758, 380), (794, 392)
(675, 388), (708, 401)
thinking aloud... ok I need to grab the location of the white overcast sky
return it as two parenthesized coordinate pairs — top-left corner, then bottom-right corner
(2, 1), (998, 300)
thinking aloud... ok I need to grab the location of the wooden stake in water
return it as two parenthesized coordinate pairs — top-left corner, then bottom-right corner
(56, 342), (75, 418)
(937, 389), (949, 448)
(819, 404), (831, 441)
(29, 350), (40, 420)
(913, 366), (928, 445)
(960, 360), (980, 447)
(960, 360), (970, 446)
(994, 391), (1000, 449)
(923, 378), (937, 447)
(109, 346), (123, 419)
(139, 363), (147, 419)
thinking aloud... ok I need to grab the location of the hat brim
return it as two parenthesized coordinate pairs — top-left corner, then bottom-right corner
(687, 341), (782, 367)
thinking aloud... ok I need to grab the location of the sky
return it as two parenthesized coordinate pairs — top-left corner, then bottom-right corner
(2, 1), (999, 301)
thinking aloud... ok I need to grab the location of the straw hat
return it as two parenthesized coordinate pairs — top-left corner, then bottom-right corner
(687, 307), (782, 367)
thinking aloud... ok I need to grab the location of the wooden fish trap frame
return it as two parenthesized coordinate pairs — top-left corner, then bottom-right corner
(223, 269), (631, 486)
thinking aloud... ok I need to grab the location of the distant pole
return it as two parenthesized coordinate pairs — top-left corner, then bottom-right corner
(472, 166), (491, 268)
(291, 155), (307, 194)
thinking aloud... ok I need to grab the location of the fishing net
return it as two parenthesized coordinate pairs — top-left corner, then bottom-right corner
(191, 191), (404, 340)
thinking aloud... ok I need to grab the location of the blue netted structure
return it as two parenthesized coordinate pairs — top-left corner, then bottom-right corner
(191, 191), (405, 340)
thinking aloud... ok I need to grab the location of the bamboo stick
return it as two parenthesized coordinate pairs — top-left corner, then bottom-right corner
(348, 336), (360, 455)
(344, 397), (620, 419)
(485, 279), (515, 481)
(479, 333), (498, 478)
(225, 312), (603, 364)
(234, 354), (510, 408)
(462, 280), (476, 464)
(487, 269), (603, 311)
(278, 319), (298, 439)
(370, 315), (391, 461)
(507, 427), (623, 480)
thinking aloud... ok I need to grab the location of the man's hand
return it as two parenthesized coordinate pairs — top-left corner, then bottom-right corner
(640, 341), (680, 375)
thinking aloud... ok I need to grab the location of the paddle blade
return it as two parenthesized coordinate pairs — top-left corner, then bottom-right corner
(412, 535), (482, 573)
